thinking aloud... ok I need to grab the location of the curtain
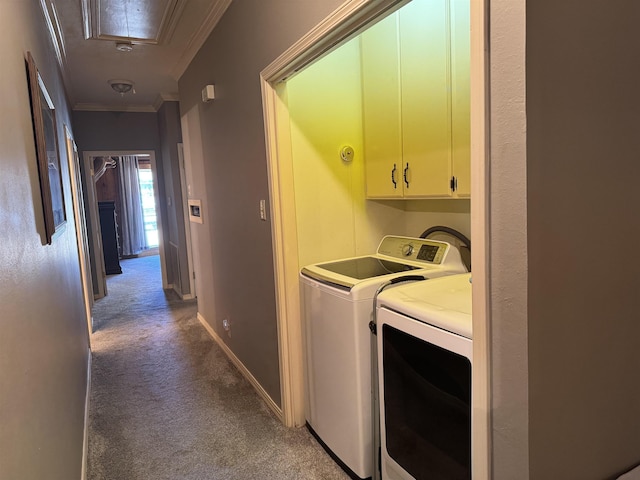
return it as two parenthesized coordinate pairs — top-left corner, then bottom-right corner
(118, 156), (146, 256)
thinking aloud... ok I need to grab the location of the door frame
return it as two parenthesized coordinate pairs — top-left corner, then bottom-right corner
(83, 150), (168, 291)
(177, 143), (196, 299)
(82, 152), (108, 299)
(259, 0), (490, 477)
(64, 125), (94, 338)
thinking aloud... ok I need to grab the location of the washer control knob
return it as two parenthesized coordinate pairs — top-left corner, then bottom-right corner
(402, 244), (414, 257)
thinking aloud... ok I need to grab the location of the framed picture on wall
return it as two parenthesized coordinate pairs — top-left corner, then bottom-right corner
(26, 51), (66, 244)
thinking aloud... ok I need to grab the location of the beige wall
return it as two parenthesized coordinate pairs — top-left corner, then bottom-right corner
(0, 2), (89, 479)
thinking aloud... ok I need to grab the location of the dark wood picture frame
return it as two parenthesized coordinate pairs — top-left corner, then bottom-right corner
(26, 51), (66, 244)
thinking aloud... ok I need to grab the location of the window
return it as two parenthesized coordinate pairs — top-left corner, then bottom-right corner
(137, 167), (158, 248)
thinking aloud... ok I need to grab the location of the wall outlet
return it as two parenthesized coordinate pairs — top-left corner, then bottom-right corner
(222, 318), (231, 338)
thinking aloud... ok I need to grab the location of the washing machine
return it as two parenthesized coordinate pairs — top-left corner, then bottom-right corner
(376, 273), (473, 480)
(300, 236), (468, 479)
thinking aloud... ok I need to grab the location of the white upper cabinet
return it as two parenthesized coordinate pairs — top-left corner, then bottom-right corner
(362, 0), (470, 199)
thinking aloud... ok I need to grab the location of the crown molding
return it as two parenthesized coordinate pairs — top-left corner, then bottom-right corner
(170, 0), (232, 80)
(153, 92), (180, 111)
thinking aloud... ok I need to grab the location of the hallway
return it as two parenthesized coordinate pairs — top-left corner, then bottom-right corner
(88, 255), (348, 479)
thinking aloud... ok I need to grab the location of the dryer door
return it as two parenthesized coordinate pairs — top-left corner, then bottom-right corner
(377, 307), (472, 480)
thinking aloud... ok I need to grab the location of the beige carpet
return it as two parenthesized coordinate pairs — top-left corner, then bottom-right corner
(88, 255), (349, 480)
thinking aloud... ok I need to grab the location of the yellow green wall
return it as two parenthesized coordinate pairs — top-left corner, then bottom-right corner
(286, 29), (470, 268)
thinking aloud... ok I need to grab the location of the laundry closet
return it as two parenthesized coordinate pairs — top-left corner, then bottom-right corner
(283, 0), (471, 269)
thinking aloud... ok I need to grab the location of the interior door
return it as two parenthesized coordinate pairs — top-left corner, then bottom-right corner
(83, 154), (108, 299)
(65, 127), (95, 334)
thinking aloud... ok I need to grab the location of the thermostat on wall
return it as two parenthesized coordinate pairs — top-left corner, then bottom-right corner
(188, 199), (203, 224)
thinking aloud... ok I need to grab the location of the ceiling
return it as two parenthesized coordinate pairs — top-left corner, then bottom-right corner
(43, 0), (232, 112)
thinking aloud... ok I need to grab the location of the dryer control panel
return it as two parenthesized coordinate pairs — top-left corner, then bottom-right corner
(377, 236), (449, 265)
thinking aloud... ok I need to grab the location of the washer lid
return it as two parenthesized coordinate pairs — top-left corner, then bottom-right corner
(314, 256), (419, 280)
(377, 273), (473, 338)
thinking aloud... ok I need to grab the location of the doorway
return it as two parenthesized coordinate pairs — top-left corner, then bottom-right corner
(259, 0), (489, 476)
(82, 150), (169, 300)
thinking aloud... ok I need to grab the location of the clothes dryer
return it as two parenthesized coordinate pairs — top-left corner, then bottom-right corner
(375, 273), (473, 480)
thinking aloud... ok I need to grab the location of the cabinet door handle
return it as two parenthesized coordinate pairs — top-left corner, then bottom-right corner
(391, 164), (397, 189)
(403, 163), (410, 188)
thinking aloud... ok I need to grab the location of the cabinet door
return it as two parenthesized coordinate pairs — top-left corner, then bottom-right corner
(400, 0), (452, 198)
(362, 13), (403, 198)
(451, 0), (471, 197)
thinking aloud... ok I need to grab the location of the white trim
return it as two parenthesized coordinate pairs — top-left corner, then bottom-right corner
(178, 143), (197, 298)
(260, 78), (303, 428)
(170, 0), (232, 80)
(50, 3), (67, 61)
(81, 351), (91, 480)
(82, 152), (107, 299)
(260, 0), (412, 431)
(261, 0), (409, 84)
(39, 0), (64, 68)
(65, 126), (94, 338)
(197, 312), (283, 422)
(470, 0), (491, 477)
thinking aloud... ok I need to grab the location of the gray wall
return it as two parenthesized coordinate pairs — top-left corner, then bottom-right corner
(490, 0), (640, 478)
(73, 108), (190, 295)
(72, 110), (168, 292)
(157, 101), (190, 296)
(72, 111), (161, 152)
(179, 0), (344, 406)
(489, 0), (530, 477)
(526, 1), (640, 478)
(0, 2), (89, 479)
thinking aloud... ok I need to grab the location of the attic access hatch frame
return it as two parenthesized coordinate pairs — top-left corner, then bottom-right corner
(259, 0), (490, 477)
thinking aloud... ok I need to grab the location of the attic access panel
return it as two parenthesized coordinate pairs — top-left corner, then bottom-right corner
(82, 0), (186, 44)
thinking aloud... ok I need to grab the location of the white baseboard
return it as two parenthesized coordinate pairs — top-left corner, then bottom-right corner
(81, 350), (92, 480)
(197, 312), (283, 422)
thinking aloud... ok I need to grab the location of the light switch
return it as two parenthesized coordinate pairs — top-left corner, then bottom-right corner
(259, 200), (267, 221)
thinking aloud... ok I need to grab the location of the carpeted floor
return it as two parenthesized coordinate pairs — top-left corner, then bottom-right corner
(88, 255), (349, 480)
